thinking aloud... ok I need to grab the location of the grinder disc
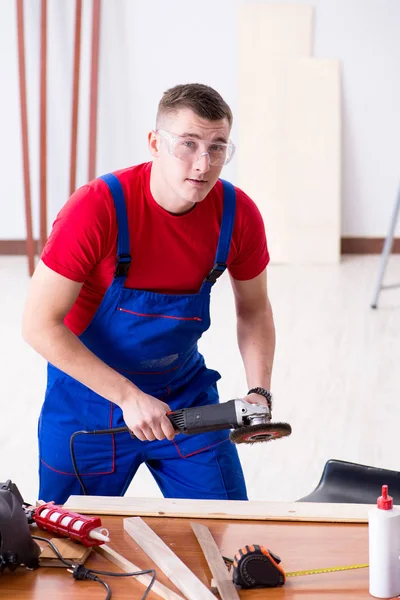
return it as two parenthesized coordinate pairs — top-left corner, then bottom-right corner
(229, 422), (292, 444)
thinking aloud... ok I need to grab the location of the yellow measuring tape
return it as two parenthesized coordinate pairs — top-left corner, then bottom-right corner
(225, 552), (369, 581)
(285, 564), (369, 577)
(225, 547), (369, 588)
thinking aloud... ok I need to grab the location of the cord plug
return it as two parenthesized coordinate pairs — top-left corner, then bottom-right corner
(71, 564), (98, 581)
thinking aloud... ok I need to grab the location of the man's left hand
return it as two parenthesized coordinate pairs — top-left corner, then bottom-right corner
(242, 393), (270, 407)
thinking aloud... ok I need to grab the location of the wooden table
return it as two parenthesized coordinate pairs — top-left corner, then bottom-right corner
(0, 516), (371, 599)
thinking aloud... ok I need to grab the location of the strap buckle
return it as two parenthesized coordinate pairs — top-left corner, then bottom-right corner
(204, 262), (226, 284)
(114, 254), (131, 277)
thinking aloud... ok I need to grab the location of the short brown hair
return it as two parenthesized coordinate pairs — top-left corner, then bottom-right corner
(156, 83), (233, 128)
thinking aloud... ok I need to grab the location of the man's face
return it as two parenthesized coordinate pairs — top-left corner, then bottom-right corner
(149, 108), (231, 208)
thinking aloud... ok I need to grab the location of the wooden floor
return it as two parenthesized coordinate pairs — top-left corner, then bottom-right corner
(1, 255), (399, 504)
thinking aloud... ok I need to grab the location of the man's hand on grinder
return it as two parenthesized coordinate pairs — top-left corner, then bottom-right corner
(122, 393), (176, 441)
(243, 392), (271, 409)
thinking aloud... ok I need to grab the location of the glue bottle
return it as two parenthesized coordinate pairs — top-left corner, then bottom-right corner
(368, 485), (400, 598)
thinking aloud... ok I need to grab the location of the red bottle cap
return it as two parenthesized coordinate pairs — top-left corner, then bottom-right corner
(377, 485), (393, 510)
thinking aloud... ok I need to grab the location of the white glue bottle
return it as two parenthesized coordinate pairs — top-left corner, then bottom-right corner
(369, 484), (400, 598)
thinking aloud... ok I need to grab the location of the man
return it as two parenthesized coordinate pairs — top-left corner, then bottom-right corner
(23, 83), (275, 504)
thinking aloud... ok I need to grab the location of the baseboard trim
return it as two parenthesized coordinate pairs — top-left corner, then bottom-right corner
(0, 240), (41, 255)
(0, 238), (399, 256)
(341, 237), (400, 254)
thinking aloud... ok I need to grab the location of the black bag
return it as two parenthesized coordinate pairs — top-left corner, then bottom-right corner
(0, 480), (40, 572)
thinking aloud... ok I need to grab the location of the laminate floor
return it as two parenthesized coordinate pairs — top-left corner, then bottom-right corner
(1, 255), (399, 504)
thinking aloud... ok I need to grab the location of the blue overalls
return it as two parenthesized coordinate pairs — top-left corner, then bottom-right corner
(38, 173), (248, 504)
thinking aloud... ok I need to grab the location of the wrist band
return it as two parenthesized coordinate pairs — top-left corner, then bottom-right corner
(247, 387), (272, 409)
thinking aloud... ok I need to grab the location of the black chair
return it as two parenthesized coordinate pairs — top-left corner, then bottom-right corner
(297, 459), (400, 504)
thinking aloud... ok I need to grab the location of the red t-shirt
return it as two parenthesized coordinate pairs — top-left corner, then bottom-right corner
(41, 162), (269, 336)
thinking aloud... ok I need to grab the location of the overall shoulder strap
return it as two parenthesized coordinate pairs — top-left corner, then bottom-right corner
(99, 173), (131, 278)
(200, 179), (236, 294)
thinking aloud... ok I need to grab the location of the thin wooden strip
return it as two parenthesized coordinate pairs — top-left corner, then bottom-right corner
(16, 0), (35, 276)
(190, 522), (239, 600)
(39, 0), (47, 252)
(69, 0), (82, 195)
(88, 0), (101, 181)
(124, 517), (216, 600)
(64, 496), (379, 523)
(95, 544), (184, 600)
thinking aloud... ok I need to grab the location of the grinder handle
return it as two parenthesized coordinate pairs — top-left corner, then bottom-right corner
(167, 399), (238, 434)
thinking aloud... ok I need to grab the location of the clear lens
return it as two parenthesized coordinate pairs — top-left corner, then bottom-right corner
(158, 130), (235, 166)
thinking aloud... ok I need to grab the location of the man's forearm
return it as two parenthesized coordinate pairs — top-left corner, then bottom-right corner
(23, 321), (141, 408)
(236, 300), (276, 391)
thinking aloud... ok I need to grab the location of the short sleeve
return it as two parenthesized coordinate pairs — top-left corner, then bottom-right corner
(41, 182), (116, 282)
(228, 188), (270, 281)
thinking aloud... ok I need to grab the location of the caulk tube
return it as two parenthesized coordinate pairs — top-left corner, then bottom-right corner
(369, 485), (400, 598)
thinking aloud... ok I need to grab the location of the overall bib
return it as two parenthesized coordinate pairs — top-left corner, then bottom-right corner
(38, 174), (248, 504)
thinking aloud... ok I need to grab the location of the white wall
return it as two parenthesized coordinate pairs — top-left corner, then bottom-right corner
(1, 0), (400, 240)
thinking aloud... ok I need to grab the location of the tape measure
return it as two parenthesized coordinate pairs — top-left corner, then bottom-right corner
(230, 545), (368, 589)
(286, 563), (369, 577)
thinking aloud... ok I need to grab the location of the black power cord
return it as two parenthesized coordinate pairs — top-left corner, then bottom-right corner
(70, 427), (129, 495)
(33, 535), (156, 600)
(70, 564), (112, 599)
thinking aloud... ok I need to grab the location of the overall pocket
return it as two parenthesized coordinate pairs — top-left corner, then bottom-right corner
(38, 374), (116, 477)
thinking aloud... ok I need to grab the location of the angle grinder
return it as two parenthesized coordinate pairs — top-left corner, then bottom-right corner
(78, 399), (291, 444)
(70, 399), (291, 494)
(163, 398), (291, 444)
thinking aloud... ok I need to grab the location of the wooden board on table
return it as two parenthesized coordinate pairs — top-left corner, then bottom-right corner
(39, 537), (91, 567)
(95, 544), (184, 600)
(64, 496), (381, 523)
(190, 522), (240, 600)
(124, 517), (216, 600)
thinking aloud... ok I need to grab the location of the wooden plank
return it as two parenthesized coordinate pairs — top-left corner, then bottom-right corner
(237, 4), (314, 264)
(95, 544), (184, 600)
(64, 496), (383, 523)
(39, 537), (91, 567)
(238, 3), (314, 60)
(190, 522), (239, 600)
(124, 517), (216, 600)
(286, 59), (341, 264)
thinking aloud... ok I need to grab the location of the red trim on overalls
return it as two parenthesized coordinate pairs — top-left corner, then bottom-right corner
(41, 402), (116, 477)
(118, 307), (202, 321)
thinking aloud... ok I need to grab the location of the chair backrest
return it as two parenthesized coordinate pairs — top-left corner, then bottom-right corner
(297, 459), (400, 504)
